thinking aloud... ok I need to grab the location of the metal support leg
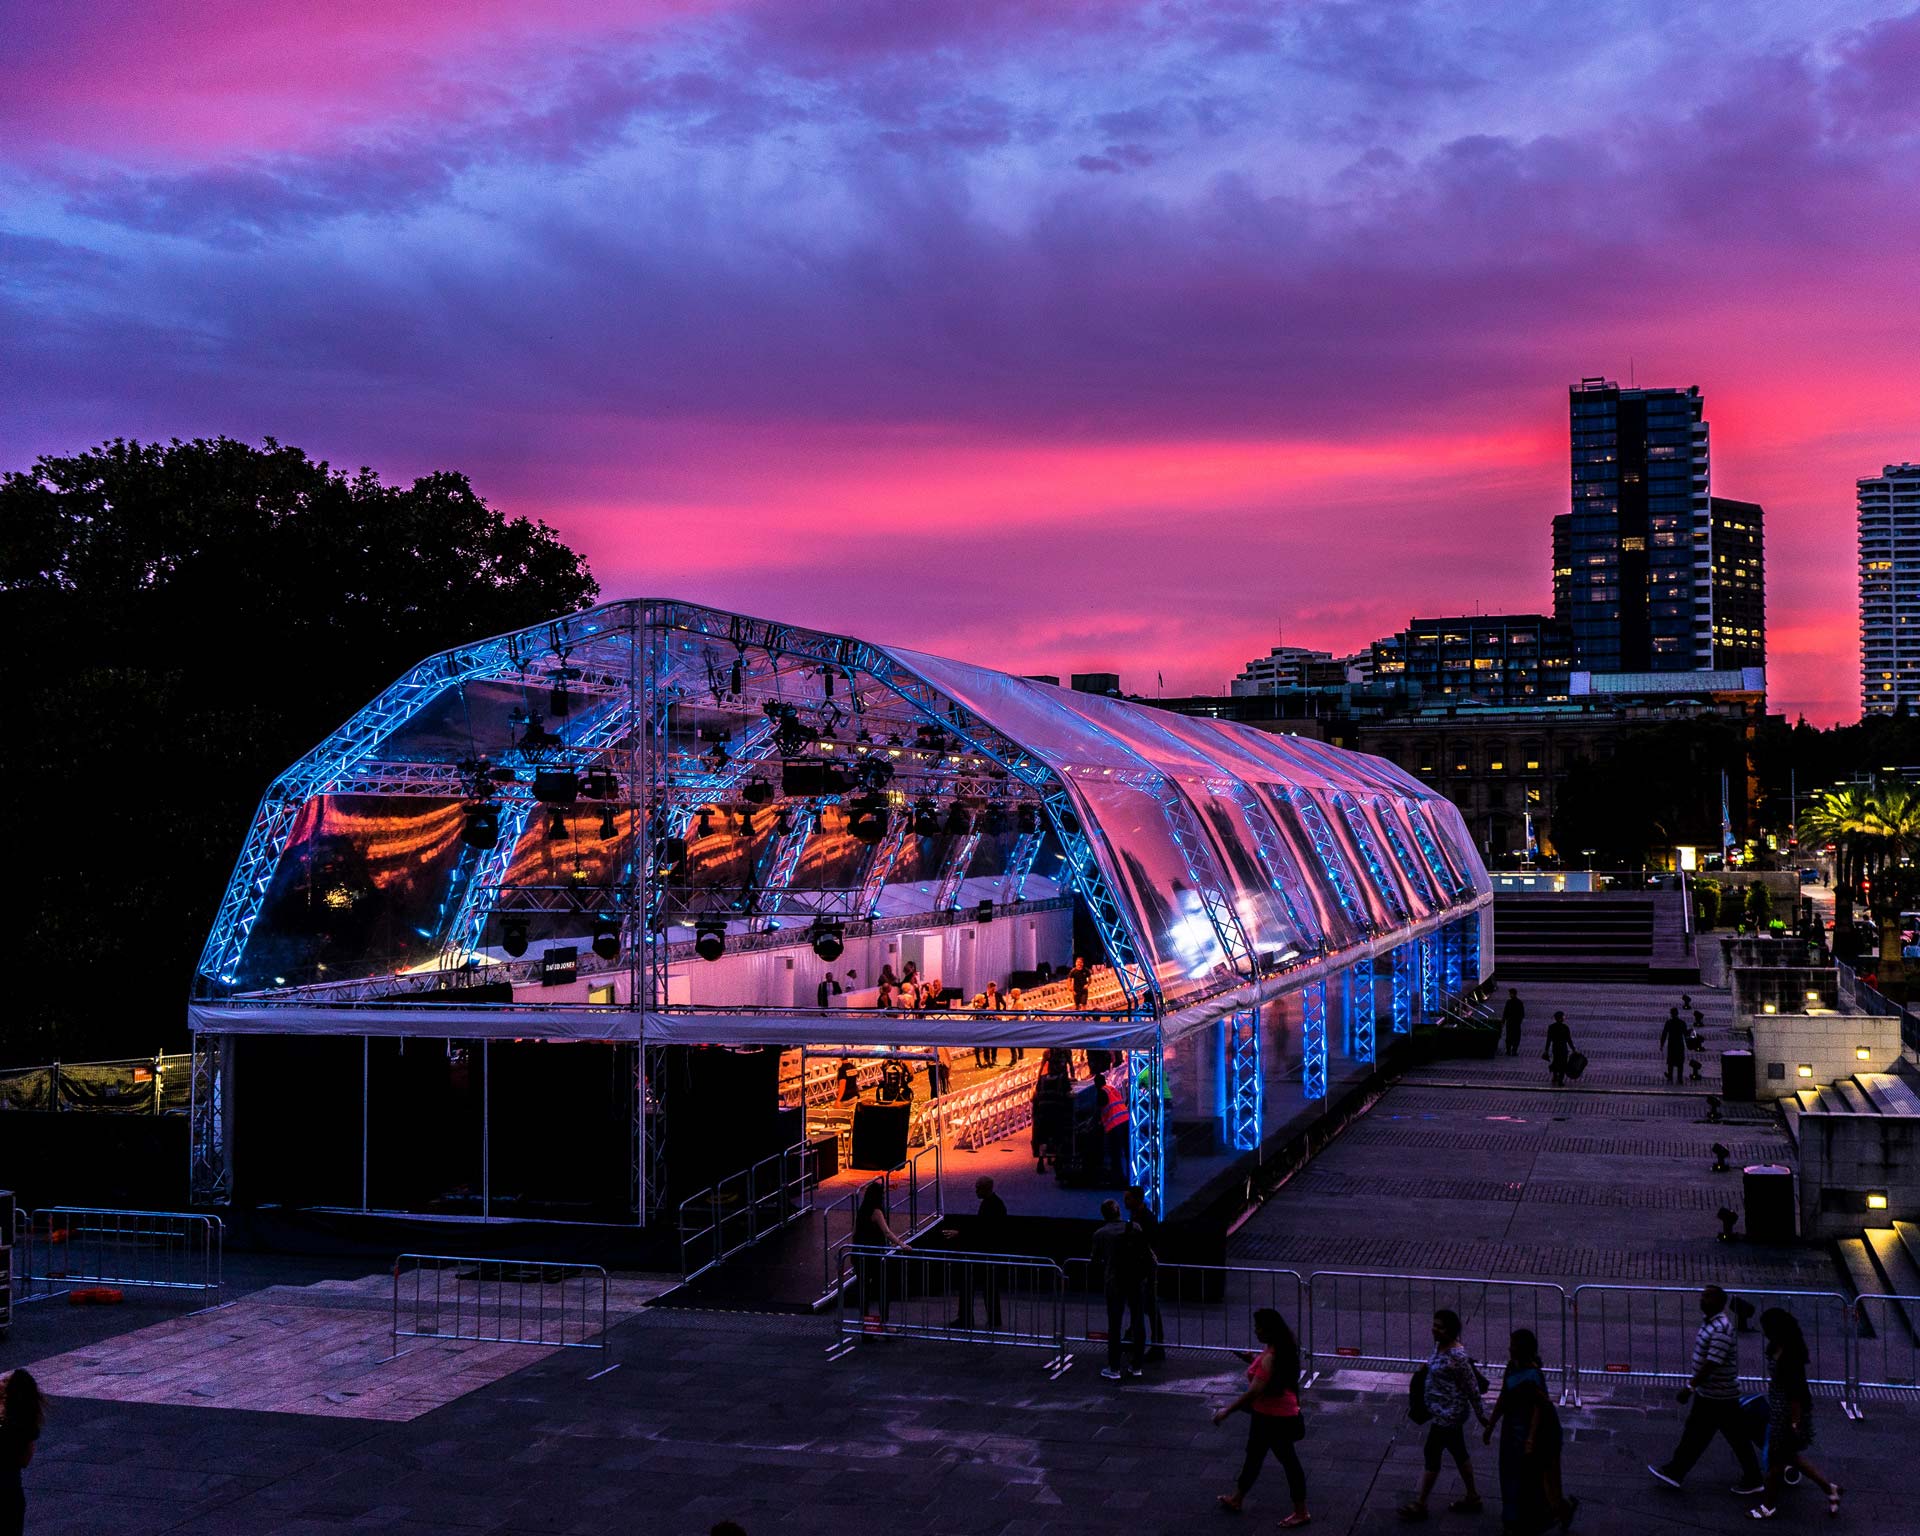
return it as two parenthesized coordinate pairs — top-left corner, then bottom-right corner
(1346, 964), (1376, 1065)
(1127, 1040), (1165, 1213)
(1420, 932), (1442, 1015)
(1225, 1008), (1261, 1151)
(189, 1033), (233, 1205)
(1302, 980), (1328, 1100)
(1462, 911), (1482, 985)
(1391, 945), (1415, 1035)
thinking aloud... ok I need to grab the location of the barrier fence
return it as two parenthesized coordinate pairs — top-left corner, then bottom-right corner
(820, 1142), (944, 1299)
(1308, 1270), (1570, 1398)
(1062, 1258), (1303, 1360)
(835, 1246), (1069, 1367)
(678, 1139), (818, 1281)
(1566, 1284), (1852, 1404)
(18, 1207), (222, 1302)
(828, 1254), (1912, 1410)
(391, 1253), (612, 1370)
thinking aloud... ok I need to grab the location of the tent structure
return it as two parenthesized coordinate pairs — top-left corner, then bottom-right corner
(189, 599), (1491, 1219)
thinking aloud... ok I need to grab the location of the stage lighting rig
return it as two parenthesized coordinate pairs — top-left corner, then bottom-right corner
(545, 808), (569, 841)
(1715, 1206), (1738, 1242)
(500, 918), (529, 958)
(943, 802), (972, 836)
(811, 921), (845, 962)
(849, 794), (890, 844)
(743, 776), (775, 805)
(1017, 804), (1039, 835)
(598, 806), (617, 841)
(461, 803), (501, 850)
(695, 918), (727, 961)
(912, 799), (940, 837)
(695, 806), (715, 839)
(981, 805), (1008, 837)
(655, 836), (688, 877)
(1711, 1142), (1731, 1173)
(590, 918), (621, 961)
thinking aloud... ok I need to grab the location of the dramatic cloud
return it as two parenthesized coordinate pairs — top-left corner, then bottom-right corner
(4, 0), (1918, 723)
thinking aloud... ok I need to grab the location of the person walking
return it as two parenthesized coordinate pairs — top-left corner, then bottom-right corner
(1484, 1328), (1576, 1534)
(1090, 1198), (1147, 1380)
(1400, 1309), (1488, 1521)
(1502, 989), (1526, 1057)
(851, 1181), (908, 1325)
(1032, 1050), (1073, 1173)
(0, 1368), (44, 1536)
(1748, 1309), (1841, 1519)
(1648, 1285), (1765, 1496)
(1070, 955), (1092, 1010)
(1213, 1308), (1311, 1527)
(1098, 1070), (1131, 1186)
(1124, 1185), (1166, 1361)
(1660, 1007), (1688, 1085)
(953, 1176), (1007, 1330)
(1543, 1012), (1574, 1087)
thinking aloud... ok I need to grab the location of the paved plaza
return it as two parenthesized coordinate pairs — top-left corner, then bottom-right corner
(6, 974), (1918, 1533)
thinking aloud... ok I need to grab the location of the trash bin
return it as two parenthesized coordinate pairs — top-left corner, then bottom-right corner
(1721, 1049), (1755, 1102)
(1743, 1164), (1796, 1243)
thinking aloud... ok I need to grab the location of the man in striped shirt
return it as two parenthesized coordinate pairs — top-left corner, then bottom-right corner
(1648, 1285), (1764, 1494)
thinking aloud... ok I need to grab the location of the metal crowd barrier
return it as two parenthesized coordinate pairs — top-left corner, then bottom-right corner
(835, 1245), (1069, 1369)
(391, 1253), (613, 1372)
(19, 1207), (223, 1302)
(1308, 1269), (1568, 1396)
(1853, 1294), (1920, 1396)
(679, 1139), (817, 1280)
(1567, 1284), (1852, 1404)
(1063, 1257), (1304, 1359)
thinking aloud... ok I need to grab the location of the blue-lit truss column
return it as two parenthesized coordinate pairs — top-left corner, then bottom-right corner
(1462, 909), (1483, 984)
(1391, 944), (1417, 1033)
(1420, 930), (1443, 1014)
(758, 807), (818, 931)
(1344, 962), (1376, 1065)
(1225, 1009), (1262, 1151)
(1004, 824), (1045, 902)
(1302, 979), (1329, 1099)
(1443, 917), (1465, 999)
(1127, 1036), (1166, 1212)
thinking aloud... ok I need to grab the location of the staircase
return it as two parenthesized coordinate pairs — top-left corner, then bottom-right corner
(1492, 894), (1656, 980)
(1838, 1220), (1920, 1350)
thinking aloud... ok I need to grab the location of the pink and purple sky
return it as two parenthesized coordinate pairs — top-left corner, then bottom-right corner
(4, 1), (1917, 722)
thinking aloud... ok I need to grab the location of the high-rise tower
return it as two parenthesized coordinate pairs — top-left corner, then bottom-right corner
(1860, 463), (1920, 715)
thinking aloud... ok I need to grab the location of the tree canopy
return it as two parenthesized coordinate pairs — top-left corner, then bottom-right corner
(0, 437), (598, 1061)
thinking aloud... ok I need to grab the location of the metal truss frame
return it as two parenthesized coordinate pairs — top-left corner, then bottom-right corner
(1404, 802), (1467, 902)
(757, 806), (818, 931)
(855, 809), (914, 917)
(1126, 1035), (1166, 1210)
(932, 831), (981, 912)
(1004, 826), (1045, 901)
(1234, 788), (1316, 947)
(1391, 943), (1417, 1034)
(1301, 977), (1328, 1100)
(1272, 785), (1369, 932)
(1225, 1008), (1262, 1151)
(1420, 930), (1443, 1014)
(1331, 791), (1410, 925)
(1460, 910), (1482, 983)
(189, 1032), (231, 1204)
(1369, 796), (1437, 911)
(1443, 917), (1465, 998)
(1344, 962), (1376, 1065)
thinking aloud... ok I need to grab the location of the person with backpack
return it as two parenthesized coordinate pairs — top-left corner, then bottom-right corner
(1213, 1308), (1311, 1527)
(1401, 1310), (1488, 1521)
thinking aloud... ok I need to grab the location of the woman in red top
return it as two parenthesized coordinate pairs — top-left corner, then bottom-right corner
(1213, 1308), (1310, 1527)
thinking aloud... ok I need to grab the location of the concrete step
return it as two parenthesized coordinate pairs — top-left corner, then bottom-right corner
(1838, 1236), (1886, 1310)
(1866, 1226), (1920, 1299)
(1897, 1220), (1920, 1280)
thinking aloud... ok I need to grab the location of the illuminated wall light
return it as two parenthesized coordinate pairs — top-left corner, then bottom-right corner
(1762, 1003), (1778, 1015)
(1857, 1045), (1872, 1061)
(1867, 1193), (1889, 1211)
(1796, 1064), (1814, 1078)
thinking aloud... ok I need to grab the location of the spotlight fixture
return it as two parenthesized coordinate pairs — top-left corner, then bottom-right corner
(1704, 1094), (1723, 1123)
(549, 683), (571, 718)
(500, 918), (529, 958)
(598, 806), (617, 841)
(743, 777), (774, 805)
(1715, 1206), (1738, 1242)
(1017, 804), (1039, 835)
(592, 918), (620, 961)
(696, 807), (714, 838)
(461, 803), (501, 850)
(545, 807), (569, 841)
(738, 805), (756, 837)
(943, 802), (972, 837)
(655, 835), (688, 876)
(981, 805), (1008, 837)
(695, 918), (727, 962)
(849, 794), (890, 844)
(1059, 809), (1081, 835)
(730, 657), (744, 696)
(584, 768), (619, 800)
(533, 770), (579, 804)
(811, 922), (845, 962)
(912, 799), (940, 837)
(775, 807), (793, 835)
(1710, 1142), (1731, 1173)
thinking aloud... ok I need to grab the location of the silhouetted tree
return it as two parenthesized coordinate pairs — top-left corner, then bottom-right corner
(0, 437), (597, 1059)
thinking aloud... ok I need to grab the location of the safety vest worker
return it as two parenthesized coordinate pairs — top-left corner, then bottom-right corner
(1101, 1079), (1130, 1132)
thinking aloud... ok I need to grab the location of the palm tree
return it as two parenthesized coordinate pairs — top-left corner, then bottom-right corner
(1802, 783), (1920, 984)
(1800, 787), (1871, 934)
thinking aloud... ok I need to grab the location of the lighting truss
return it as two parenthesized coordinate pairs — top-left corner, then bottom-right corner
(757, 806), (818, 931)
(932, 831), (981, 912)
(1234, 788), (1316, 946)
(188, 1033), (231, 1205)
(856, 812), (914, 917)
(1272, 785), (1368, 931)
(1345, 961), (1376, 1064)
(1149, 778), (1257, 979)
(1460, 910), (1482, 981)
(1391, 943), (1417, 1033)
(1302, 977), (1328, 1100)
(1420, 930), (1443, 1014)
(1369, 797), (1438, 912)
(1226, 1007), (1261, 1151)
(1443, 917), (1465, 997)
(1332, 791), (1410, 925)
(1004, 826), (1045, 901)
(1126, 1038), (1166, 1213)
(1404, 802), (1469, 902)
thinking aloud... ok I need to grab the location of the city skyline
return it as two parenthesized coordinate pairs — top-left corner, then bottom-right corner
(4, 2), (1918, 725)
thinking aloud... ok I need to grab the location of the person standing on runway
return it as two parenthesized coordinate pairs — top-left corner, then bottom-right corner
(1501, 989), (1525, 1057)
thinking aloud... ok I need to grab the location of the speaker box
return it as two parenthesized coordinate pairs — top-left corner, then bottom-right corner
(849, 1101), (911, 1170)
